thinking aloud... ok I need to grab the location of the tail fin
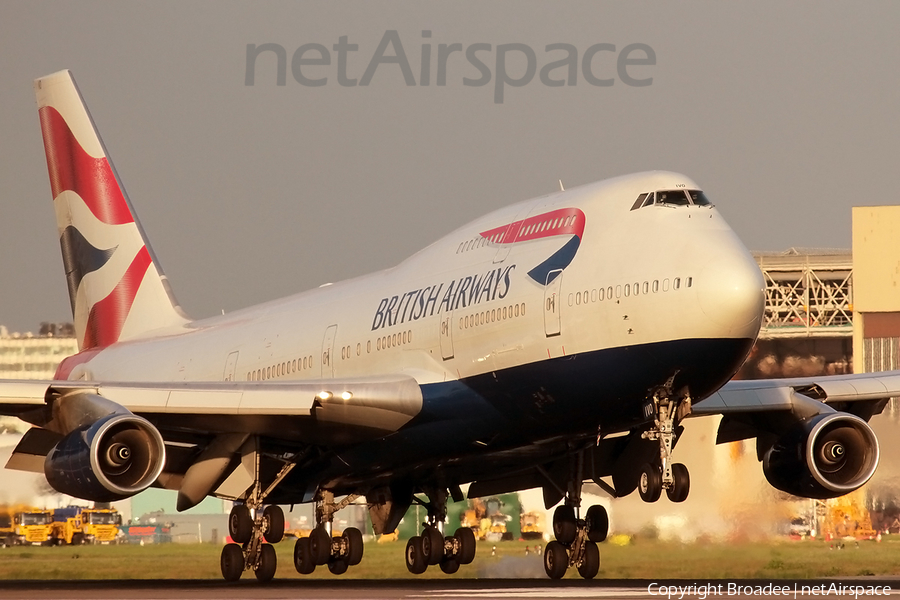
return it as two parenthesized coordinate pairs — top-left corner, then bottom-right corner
(35, 70), (189, 351)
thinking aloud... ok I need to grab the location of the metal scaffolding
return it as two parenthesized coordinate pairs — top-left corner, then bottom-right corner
(754, 248), (853, 339)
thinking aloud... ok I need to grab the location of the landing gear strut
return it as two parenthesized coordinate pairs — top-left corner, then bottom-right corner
(405, 488), (476, 575)
(544, 452), (609, 580)
(639, 375), (692, 503)
(221, 442), (295, 582)
(293, 490), (366, 576)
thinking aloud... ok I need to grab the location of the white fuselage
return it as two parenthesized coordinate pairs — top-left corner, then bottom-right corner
(61, 171), (764, 412)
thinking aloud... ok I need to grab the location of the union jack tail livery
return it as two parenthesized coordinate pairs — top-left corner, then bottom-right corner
(35, 70), (188, 351)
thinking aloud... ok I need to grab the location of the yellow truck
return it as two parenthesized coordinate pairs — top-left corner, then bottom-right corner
(51, 506), (121, 545)
(0, 505), (52, 546)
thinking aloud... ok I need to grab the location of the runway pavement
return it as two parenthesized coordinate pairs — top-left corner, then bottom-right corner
(2, 579), (900, 600)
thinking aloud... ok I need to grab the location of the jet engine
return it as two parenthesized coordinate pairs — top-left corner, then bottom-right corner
(44, 413), (166, 502)
(762, 412), (879, 499)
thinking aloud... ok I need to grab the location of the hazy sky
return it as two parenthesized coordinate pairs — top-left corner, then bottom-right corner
(1, 1), (898, 333)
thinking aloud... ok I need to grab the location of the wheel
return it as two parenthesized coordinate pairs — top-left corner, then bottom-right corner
(543, 540), (568, 579)
(577, 540), (600, 579)
(343, 527), (364, 566)
(72, 533), (84, 546)
(666, 463), (691, 503)
(405, 536), (427, 574)
(293, 537), (316, 574)
(309, 526), (332, 565)
(327, 558), (348, 575)
(454, 527), (476, 564)
(552, 505), (577, 545)
(254, 543), (277, 582)
(586, 505), (609, 543)
(439, 557), (460, 574)
(229, 505), (253, 544)
(421, 526), (444, 565)
(220, 543), (244, 582)
(638, 463), (662, 503)
(263, 505), (284, 543)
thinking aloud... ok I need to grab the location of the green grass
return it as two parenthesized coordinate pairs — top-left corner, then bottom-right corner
(1, 538), (899, 580)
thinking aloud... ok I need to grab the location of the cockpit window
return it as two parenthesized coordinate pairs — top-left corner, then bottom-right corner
(655, 190), (690, 206)
(630, 193), (649, 211)
(687, 190), (712, 206)
(632, 189), (714, 210)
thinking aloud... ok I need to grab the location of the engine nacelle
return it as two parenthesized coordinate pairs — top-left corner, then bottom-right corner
(762, 412), (879, 499)
(44, 413), (166, 502)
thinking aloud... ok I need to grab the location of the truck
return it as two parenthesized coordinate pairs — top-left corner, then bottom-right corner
(0, 505), (53, 546)
(50, 506), (122, 545)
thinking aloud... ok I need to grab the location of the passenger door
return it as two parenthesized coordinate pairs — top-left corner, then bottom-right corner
(544, 270), (562, 337)
(322, 325), (337, 378)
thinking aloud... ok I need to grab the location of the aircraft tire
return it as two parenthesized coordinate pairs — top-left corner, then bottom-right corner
(254, 543), (277, 582)
(343, 527), (364, 565)
(309, 526), (332, 565)
(666, 463), (690, 503)
(229, 505), (253, 544)
(422, 526), (444, 565)
(553, 505), (577, 545)
(586, 505), (609, 543)
(454, 527), (476, 564)
(327, 558), (349, 575)
(638, 463), (662, 503)
(544, 540), (568, 579)
(220, 543), (244, 582)
(578, 540), (600, 579)
(439, 557), (460, 574)
(405, 536), (427, 574)
(293, 537), (316, 574)
(263, 506), (285, 543)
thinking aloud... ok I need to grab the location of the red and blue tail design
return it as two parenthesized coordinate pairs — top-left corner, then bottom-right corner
(35, 70), (188, 351)
(480, 207), (586, 285)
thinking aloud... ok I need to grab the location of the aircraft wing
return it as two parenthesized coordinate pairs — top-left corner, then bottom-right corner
(691, 370), (900, 445)
(0, 376), (423, 507)
(0, 375), (422, 439)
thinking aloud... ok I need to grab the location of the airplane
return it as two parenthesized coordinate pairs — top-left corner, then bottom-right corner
(0, 69), (897, 581)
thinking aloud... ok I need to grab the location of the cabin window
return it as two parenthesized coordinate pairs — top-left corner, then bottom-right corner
(643, 281), (649, 294)
(663, 278), (670, 292)
(674, 277), (681, 290)
(686, 277), (693, 288)
(653, 280), (659, 293)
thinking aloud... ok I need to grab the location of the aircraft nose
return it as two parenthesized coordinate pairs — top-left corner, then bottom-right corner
(697, 249), (765, 338)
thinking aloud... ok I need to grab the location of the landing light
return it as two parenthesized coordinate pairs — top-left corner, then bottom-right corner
(341, 392), (353, 401)
(317, 391), (332, 401)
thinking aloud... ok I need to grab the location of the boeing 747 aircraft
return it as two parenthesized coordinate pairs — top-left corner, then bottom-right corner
(1, 70), (897, 580)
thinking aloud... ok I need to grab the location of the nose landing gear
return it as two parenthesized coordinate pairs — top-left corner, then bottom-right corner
(639, 376), (692, 503)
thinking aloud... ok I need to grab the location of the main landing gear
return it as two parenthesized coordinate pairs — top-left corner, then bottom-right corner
(221, 453), (295, 582)
(544, 452), (609, 580)
(638, 376), (692, 503)
(404, 489), (476, 575)
(293, 491), (365, 576)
